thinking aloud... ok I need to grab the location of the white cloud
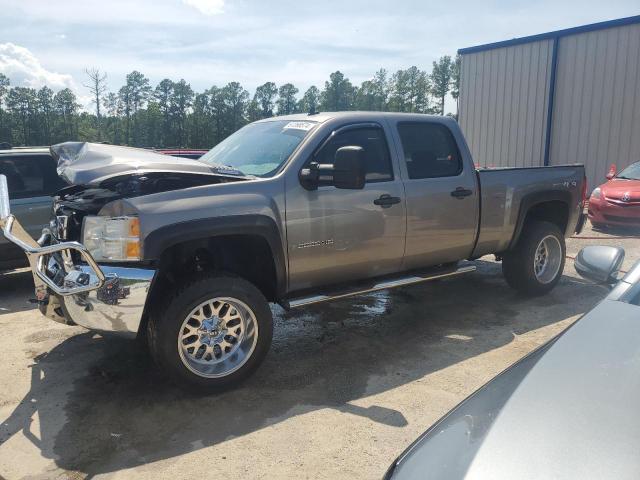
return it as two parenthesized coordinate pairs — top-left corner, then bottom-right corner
(0, 43), (75, 90)
(181, 0), (224, 16)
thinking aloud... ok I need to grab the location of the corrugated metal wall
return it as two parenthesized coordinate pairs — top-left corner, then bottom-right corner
(550, 22), (640, 188)
(459, 18), (640, 190)
(459, 40), (554, 168)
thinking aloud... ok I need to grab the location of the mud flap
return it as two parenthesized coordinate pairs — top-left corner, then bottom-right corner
(575, 213), (587, 235)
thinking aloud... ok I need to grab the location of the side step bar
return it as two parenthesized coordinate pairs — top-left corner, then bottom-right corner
(284, 262), (476, 309)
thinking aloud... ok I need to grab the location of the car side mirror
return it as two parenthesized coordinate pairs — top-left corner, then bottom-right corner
(605, 164), (617, 180)
(332, 146), (366, 189)
(299, 146), (366, 190)
(575, 246), (625, 285)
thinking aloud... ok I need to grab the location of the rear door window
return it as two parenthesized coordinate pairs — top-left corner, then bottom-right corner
(397, 123), (462, 179)
(0, 154), (64, 199)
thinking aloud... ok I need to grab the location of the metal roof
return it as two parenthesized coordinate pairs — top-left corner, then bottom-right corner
(458, 14), (640, 55)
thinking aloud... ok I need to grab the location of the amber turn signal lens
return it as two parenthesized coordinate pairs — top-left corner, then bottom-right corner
(126, 241), (140, 259)
(128, 217), (140, 237)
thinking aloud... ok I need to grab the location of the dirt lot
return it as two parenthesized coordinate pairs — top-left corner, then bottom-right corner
(0, 224), (638, 480)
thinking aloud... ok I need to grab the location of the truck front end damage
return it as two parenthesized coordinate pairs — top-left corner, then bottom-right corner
(0, 140), (246, 337)
(0, 174), (155, 337)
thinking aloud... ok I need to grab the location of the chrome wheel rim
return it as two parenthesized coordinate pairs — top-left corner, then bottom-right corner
(178, 297), (258, 378)
(533, 235), (562, 284)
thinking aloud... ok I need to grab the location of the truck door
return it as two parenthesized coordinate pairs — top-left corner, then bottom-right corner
(285, 123), (406, 292)
(391, 120), (479, 269)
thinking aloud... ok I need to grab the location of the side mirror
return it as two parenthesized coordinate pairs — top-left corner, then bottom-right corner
(606, 164), (617, 180)
(332, 146), (366, 190)
(575, 246), (624, 284)
(299, 146), (366, 190)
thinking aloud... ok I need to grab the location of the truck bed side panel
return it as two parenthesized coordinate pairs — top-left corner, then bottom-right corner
(472, 165), (585, 257)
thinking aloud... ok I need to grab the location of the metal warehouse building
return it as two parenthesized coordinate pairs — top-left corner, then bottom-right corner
(458, 15), (640, 189)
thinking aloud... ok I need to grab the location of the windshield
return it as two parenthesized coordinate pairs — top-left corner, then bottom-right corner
(198, 120), (318, 177)
(616, 162), (640, 180)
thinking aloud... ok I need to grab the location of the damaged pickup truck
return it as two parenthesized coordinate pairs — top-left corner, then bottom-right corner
(0, 112), (587, 390)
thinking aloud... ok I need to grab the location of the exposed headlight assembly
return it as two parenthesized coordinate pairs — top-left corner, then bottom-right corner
(590, 187), (601, 200)
(82, 216), (140, 262)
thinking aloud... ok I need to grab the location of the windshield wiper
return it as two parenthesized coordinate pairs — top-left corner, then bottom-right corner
(208, 163), (253, 178)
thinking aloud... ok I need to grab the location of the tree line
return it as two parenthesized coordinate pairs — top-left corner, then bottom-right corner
(0, 55), (460, 149)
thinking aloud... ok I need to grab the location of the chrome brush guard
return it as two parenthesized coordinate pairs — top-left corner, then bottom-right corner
(1, 174), (156, 336)
(0, 174), (106, 299)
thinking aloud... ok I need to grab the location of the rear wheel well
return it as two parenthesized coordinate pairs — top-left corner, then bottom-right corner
(521, 200), (569, 239)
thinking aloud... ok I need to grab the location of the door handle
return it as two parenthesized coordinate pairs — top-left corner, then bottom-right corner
(451, 187), (473, 199)
(374, 194), (401, 207)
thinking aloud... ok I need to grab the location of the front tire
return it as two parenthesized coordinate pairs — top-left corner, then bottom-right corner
(502, 221), (566, 296)
(148, 273), (273, 392)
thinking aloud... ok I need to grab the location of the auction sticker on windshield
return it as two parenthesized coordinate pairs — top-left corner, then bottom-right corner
(283, 121), (316, 131)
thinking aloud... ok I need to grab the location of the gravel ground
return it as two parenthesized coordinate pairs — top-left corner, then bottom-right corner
(0, 223), (638, 480)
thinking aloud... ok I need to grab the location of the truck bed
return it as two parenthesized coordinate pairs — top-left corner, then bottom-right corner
(472, 164), (586, 258)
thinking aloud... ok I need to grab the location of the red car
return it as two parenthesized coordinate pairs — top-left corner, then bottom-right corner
(588, 161), (640, 228)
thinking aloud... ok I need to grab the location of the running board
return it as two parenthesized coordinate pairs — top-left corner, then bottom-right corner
(284, 263), (476, 309)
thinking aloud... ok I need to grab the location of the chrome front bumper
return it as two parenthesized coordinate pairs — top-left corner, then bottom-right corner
(1, 175), (155, 337)
(57, 263), (155, 336)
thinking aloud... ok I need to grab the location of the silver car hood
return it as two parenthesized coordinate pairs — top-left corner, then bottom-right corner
(391, 298), (640, 479)
(51, 142), (237, 185)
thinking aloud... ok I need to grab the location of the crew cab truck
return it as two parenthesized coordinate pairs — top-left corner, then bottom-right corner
(0, 112), (586, 390)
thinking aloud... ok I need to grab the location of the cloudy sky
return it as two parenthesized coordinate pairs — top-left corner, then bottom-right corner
(0, 0), (638, 108)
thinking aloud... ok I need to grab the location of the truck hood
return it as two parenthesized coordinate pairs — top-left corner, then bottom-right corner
(390, 299), (640, 480)
(51, 142), (243, 185)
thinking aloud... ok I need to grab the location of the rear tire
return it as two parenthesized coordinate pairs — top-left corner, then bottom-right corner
(502, 221), (566, 296)
(148, 273), (273, 392)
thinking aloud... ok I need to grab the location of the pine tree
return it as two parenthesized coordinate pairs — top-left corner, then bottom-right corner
(321, 71), (355, 111)
(298, 86), (320, 114)
(254, 82), (278, 118)
(450, 54), (462, 117)
(276, 83), (299, 115)
(431, 55), (453, 115)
